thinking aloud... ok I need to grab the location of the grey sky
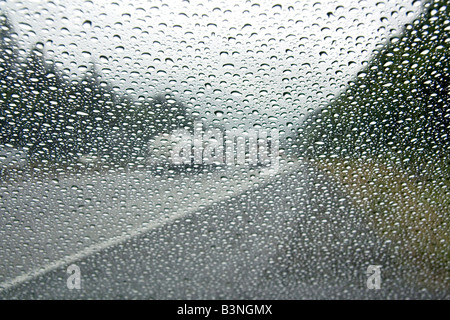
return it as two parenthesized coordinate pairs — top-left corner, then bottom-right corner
(1, 0), (422, 130)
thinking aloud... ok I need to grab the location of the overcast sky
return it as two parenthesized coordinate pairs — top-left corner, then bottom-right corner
(1, 0), (422, 130)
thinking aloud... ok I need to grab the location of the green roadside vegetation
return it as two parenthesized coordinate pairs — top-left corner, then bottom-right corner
(300, 1), (449, 289)
(0, 12), (194, 178)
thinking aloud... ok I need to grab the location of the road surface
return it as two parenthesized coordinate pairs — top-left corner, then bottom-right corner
(0, 161), (446, 299)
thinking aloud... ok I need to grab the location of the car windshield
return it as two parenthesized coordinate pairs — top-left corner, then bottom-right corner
(0, 0), (448, 299)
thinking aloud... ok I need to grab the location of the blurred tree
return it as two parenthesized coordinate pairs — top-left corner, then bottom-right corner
(0, 11), (194, 170)
(301, 0), (450, 175)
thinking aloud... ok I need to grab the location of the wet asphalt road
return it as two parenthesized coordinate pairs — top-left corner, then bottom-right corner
(0, 162), (446, 299)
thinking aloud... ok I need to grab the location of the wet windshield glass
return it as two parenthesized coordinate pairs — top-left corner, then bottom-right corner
(0, 0), (448, 299)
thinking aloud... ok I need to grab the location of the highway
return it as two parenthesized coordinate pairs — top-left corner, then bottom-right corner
(0, 161), (445, 299)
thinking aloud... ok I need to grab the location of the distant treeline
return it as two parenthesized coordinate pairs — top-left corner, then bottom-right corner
(0, 13), (193, 167)
(300, 0), (450, 174)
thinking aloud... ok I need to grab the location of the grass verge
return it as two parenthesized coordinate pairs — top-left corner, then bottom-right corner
(312, 156), (449, 291)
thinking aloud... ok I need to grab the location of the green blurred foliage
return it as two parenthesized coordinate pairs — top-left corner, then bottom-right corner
(301, 0), (450, 178)
(0, 12), (193, 168)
